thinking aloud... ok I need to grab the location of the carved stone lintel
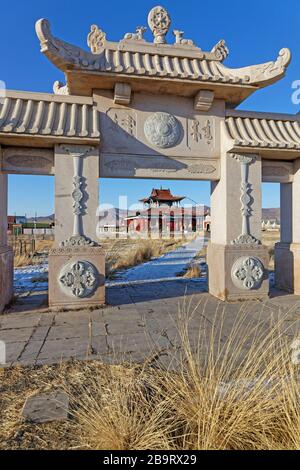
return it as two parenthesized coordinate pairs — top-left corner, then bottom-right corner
(194, 90), (214, 111)
(114, 83), (132, 105)
(231, 256), (264, 290)
(2, 147), (54, 175)
(59, 260), (98, 297)
(148, 6), (171, 44)
(87, 25), (106, 54)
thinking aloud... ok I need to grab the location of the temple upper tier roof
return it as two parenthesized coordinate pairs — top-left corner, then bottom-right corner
(35, 6), (291, 106)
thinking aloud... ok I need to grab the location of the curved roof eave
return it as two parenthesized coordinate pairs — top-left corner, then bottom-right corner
(35, 19), (291, 100)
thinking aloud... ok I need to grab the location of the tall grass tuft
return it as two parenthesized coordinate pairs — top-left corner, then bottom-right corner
(69, 301), (300, 450)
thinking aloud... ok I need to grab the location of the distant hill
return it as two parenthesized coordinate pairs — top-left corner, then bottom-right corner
(26, 206), (277, 225)
(262, 208), (280, 222)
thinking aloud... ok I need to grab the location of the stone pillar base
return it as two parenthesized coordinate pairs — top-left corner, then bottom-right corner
(207, 242), (269, 301)
(49, 246), (105, 308)
(275, 242), (300, 294)
(0, 246), (13, 312)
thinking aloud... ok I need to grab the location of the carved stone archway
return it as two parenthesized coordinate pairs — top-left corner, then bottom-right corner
(1, 6), (300, 310)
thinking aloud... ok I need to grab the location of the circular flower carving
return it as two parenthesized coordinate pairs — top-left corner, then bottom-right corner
(231, 256), (264, 290)
(144, 112), (181, 148)
(59, 260), (98, 298)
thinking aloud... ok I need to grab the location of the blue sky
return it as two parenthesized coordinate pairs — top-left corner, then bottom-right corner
(2, 0), (299, 216)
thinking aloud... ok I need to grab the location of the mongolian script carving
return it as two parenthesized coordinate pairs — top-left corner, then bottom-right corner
(202, 120), (213, 144)
(107, 108), (136, 137)
(121, 114), (136, 136)
(191, 120), (201, 142)
(190, 119), (213, 145)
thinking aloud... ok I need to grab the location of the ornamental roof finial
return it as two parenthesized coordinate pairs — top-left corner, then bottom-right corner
(148, 6), (171, 44)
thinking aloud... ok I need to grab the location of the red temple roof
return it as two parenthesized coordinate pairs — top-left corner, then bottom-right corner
(140, 188), (185, 204)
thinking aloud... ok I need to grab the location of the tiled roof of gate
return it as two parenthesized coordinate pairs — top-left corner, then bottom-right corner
(0, 91), (100, 140)
(225, 111), (300, 150)
(35, 18), (291, 99)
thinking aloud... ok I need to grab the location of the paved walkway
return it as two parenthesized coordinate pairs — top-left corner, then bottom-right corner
(1, 238), (300, 368)
(107, 237), (207, 286)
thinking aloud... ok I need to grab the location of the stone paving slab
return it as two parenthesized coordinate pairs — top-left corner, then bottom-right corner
(1, 280), (300, 367)
(22, 391), (69, 424)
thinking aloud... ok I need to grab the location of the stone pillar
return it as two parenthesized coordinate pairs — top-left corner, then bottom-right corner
(275, 159), (300, 293)
(207, 152), (269, 301)
(48, 144), (105, 308)
(0, 171), (13, 312)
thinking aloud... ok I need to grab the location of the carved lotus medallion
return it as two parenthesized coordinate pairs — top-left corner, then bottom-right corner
(144, 112), (181, 149)
(59, 260), (98, 298)
(231, 256), (264, 290)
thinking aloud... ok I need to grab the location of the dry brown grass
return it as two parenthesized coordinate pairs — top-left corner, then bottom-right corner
(183, 263), (201, 279)
(262, 231), (280, 269)
(12, 239), (54, 267)
(105, 238), (184, 277)
(1, 304), (300, 450)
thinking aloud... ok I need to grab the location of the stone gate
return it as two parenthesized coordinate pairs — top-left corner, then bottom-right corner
(0, 6), (299, 311)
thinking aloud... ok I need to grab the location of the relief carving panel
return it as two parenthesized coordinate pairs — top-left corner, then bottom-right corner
(1, 147), (54, 175)
(59, 260), (99, 298)
(98, 92), (221, 159)
(262, 161), (293, 183)
(100, 153), (219, 180)
(231, 256), (264, 290)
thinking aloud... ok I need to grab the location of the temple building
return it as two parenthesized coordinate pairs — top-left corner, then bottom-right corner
(140, 188), (185, 208)
(126, 187), (208, 236)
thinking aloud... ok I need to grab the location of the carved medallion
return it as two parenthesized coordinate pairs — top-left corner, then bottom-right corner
(59, 261), (98, 298)
(231, 257), (264, 290)
(148, 6), (171, 44)
(144, 112), (181, 148)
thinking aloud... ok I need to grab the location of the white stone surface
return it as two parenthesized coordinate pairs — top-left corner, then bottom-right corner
(54, 145), (99, 245)
(0, 172), (8, 245)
